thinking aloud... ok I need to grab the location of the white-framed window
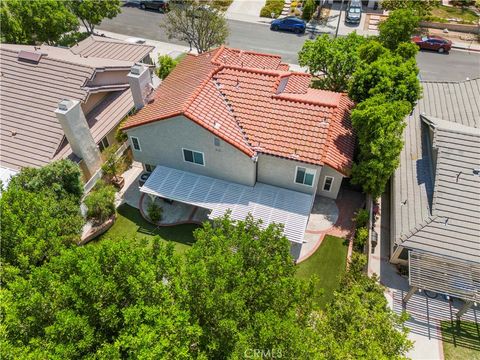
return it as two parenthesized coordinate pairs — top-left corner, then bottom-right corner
(323, 176), (334, 192)
(131, 136), (141, 151)
(183, 148), (204, 166)
(98, 136), (109, 152)
(145, 164), (156, 173)
(295, 166), (316, 187)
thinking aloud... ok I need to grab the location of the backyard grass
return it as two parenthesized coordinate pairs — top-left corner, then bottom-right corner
(295, 235), (349, 308)
(95, 203), (199, 253)
(441, 321), (480, 360)
(429, 5), (479, 24)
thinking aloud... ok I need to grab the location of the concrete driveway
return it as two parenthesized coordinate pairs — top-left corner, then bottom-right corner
(225, 0), (270, 23)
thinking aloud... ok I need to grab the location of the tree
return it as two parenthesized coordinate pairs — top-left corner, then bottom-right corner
(156, 54), (179, 80)
(0, 239), (203, 359)
(0, 0), (78, 45)
(161, 3), (229, 53)
(348, 51), (421, 106)
(84, 181), (116, 224)
(379, 9), (420, 50)
(67, 0), (121, 34)
(350, 95), (412, 197)
(298, 32), (368, 92)
(9, 160), (83, 204)
(181, 214), (318, 359)
(380, 0), (437, 17)
(318, 254), (412, 359)
(0, 187), (84, 280)
(302, 0), (315, 20)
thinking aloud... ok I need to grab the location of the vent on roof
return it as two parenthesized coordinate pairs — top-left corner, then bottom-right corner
(17, 50), (42, 63)
(276, 77), (288, 94)
(473, 169), (480, 176)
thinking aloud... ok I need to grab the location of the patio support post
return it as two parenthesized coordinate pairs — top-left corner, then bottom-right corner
(403, 286), (418, 304)
(456, 301), (474, 320)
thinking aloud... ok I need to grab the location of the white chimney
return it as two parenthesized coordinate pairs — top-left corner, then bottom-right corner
(128, 64), (152, 110)
(54, 99), (101, 175)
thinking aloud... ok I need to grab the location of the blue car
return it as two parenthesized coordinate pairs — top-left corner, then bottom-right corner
(270, 17), (306, 34)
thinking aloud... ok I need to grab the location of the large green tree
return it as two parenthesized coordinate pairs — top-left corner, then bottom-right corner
(298, 32), (368, 92)
(350, 95), (412, 197)
(0, 239), (202, 359)
(0, 0), (78, 44)
(348, 49), (421, 106)
(182, 214), (317, 359)
(67, 0), (121, 34)
(379, 8), (420, 50)
(8, 160), (83, 204)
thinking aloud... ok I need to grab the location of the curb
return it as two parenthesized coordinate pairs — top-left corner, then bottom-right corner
(452, 44), (480, 52)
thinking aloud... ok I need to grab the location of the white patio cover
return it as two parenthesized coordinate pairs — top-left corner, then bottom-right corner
(140, 165), (314, 244)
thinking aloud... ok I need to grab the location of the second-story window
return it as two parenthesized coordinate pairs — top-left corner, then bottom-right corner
(183, 148), (204, 166)
(131, 136), (141, 151)
(295, 166), (315, 186)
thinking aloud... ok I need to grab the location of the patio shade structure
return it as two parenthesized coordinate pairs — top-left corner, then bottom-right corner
(140, 165), (315, 244)
(404, 251), (480, 319)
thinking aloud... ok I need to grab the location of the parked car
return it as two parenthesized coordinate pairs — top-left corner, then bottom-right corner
(345, 2), (362, 25)
(411, 35), (452, 53)
(139, 0), (169, 12)
(270, 17), (306, 34)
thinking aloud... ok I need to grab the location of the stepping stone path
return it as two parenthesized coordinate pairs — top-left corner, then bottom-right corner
(281, 0), (292, 17)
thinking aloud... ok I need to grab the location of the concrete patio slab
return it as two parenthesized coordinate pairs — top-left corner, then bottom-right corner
(308, 196), (339, 232)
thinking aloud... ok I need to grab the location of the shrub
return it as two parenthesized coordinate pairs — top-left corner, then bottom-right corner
(354, 209), (369, 228)
(115, 117), (129, 143)
(212, 0), (233, 11)
(101, 145), (124, 183)
(57, 31), (90, 47)
(302, 0), (315, 20)
(156, 54), (178, 80)
(354, 227), (369, 251)
(260, 0), (284, 18)
(148, 201), (163, 223)
(84, 182), (116, 224)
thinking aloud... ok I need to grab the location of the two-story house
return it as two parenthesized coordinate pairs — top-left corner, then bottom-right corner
(122, 46), (356, 258)
(0, 36), (155, 181)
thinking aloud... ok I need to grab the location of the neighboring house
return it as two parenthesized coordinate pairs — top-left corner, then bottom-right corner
(0, 36), (155, 180)
(122, 46), (355, 258)
(391, 79), (480, 309)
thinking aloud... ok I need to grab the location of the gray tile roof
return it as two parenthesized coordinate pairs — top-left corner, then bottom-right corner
(0, 41), (141, 170)
(393, 79), (480, 264)
(71, 36), (154, 63)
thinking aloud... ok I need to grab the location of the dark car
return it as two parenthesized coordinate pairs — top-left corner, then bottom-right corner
(411, 35), (452, 53)
(345, 0), (362, 24)
(270, 17), (306, 34)
(140, 0), (169, 12)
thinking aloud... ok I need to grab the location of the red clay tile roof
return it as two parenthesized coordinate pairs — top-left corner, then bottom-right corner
(123, 46), (355, 175)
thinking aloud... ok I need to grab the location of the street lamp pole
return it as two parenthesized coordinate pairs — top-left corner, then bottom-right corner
(335, 0), (345, 38)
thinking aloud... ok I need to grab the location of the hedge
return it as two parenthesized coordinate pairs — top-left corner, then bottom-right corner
(260, 0), (285, 18)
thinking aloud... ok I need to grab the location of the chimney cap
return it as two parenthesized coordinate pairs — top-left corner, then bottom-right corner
(130, 64), (144, 75)
(57, 99), (73, 111)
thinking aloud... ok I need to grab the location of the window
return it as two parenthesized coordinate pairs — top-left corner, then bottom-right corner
(145, 164), (156, 173)
(323, 176), (334, 192)
(295, 167), (315, 186)
(214, 137), (220, 147)
(98, 136), (109, 152)
(131, 136), (141, 151)
(183, 148), (204, 166)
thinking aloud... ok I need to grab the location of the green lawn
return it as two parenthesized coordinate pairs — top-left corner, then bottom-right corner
(429, 5), (479, 24)
(95, 203), (199, 253)
(441, 321), (480, 360)
(295, 235), (349, 308)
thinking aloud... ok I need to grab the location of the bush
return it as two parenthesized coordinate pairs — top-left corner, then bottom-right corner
(84, 182), (116, 224)
(450, 0), (475, 6)
(354, 209), (369, 228)
(212, 0), (233, 11)
(115, 117), (129, 143)
(156, 54), (178, 80)
(260, 0), (284, 18)
(148, 201), (163, 223)
(302, 0), (315, 20)
(57, 31), (89, 47)
(354, 227), (369, 251)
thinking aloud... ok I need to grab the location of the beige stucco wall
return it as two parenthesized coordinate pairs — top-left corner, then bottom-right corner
(88, 70), (130, 86)
(125, 115), (256, 186)
(82, 92), (108, 115)
(257, 154), (322, 195)
(316, 165), (344, 199)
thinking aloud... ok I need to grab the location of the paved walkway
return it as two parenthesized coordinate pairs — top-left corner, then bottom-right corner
(298, 188), (364, 262)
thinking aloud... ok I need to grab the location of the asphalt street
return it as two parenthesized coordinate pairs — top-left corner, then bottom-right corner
(98, 5), (480, 80)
